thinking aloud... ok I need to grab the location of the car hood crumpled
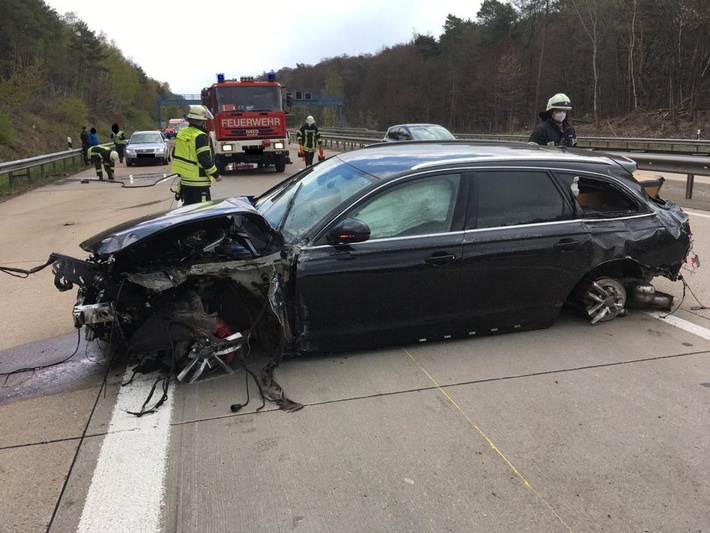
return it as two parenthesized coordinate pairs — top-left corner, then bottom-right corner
(80, 196), (283, 257)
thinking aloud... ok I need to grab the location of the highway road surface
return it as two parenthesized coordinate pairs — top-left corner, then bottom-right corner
(1, 147), (709, 533)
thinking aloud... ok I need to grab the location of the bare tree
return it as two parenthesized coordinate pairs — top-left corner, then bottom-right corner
(570, 0), (601, 126)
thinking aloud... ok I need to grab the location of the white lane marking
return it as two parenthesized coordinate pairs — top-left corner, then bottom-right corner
(685, 209), (710, 219)
(78, 369), (174, 533)
(648, 311), (710, 341)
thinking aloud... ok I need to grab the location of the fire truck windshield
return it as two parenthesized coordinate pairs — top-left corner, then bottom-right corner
(215, 86), (282, 112)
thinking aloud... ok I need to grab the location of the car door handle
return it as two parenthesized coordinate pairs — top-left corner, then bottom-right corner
(425, 252), (457, 265)
(553, 238), (581, 252)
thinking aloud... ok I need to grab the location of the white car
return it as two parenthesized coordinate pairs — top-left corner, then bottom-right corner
(125, 130), (171, 166)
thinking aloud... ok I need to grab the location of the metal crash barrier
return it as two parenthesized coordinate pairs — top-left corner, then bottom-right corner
(0, 148), (84, 187)
(3, 136), (710, 198)
(315, 130), (710, 200)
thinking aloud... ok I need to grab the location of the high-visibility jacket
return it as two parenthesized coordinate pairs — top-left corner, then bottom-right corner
(114, 130), (127, 145)
(87, 144), (112, 162)
(171, 125), (219, 188)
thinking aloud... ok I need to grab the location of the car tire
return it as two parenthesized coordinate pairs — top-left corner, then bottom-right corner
(275, 155), (286, 173)
(580, 277), (627, 325)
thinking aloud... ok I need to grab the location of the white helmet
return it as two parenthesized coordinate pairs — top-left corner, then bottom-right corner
(187, 105), (214, 122)
(305, 115), (315, 125)
(110, 150), (119, 162)
(546, 93), (573, 111)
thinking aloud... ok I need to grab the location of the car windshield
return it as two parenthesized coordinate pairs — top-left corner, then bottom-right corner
(255, 157), (376, 242)
(130, 133), (164, 144)
(408, 125), (455, 140)
(215, 86), (282, 112)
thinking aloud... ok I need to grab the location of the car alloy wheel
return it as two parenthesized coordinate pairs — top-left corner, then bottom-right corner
(582, 277), (627, 325)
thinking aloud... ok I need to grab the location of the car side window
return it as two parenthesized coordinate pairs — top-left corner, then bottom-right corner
(555, 173), (644, 217)
(471, 170), (570, 229)
(386, 127), (400, 141)
(349, 174), (460, 239)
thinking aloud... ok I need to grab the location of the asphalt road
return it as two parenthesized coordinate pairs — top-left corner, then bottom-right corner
(0, 148), (709, 533)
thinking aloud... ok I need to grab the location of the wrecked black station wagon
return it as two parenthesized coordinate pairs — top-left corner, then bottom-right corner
(50, 141), (695, 372)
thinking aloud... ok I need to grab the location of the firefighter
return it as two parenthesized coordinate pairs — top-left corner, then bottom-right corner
(88, 145), (119, 180)
(171, 105), (222, 205)
(528, 93), (577, 147)
(111, 123), (127, 163)
(296, 115), (322, 167)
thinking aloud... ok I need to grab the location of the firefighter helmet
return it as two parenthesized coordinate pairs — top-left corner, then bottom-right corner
(306, 115), (315, 125)
(546, 93), (573, 111)
(187, 105), (214, 122)
(110, 150), (119, 161)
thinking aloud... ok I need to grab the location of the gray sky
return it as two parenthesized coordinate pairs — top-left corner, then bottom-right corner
(44, 0), (483, 95)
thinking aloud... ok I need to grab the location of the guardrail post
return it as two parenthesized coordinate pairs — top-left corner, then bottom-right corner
(685, 174), (695, 199)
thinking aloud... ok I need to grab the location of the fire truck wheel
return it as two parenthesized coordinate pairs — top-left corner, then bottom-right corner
(275, 155), (286, 173)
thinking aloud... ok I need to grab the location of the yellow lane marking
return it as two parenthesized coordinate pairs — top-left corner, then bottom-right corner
(403, 348), (574, 533)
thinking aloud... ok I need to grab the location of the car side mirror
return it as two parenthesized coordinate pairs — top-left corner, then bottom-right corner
(327, 218), (371, 245)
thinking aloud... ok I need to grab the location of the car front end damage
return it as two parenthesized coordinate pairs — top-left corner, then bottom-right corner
(49, 198), (293, 383)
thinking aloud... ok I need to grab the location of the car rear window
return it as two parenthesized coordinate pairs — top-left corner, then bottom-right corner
(471, 170), (571, 229)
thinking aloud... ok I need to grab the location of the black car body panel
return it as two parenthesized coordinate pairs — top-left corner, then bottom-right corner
(51, 141), (693, 360)
(80, 197), (282, 257)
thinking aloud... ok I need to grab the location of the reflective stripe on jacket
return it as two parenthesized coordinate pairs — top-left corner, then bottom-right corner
(171, 125), (218, 187)
(87, 145), (111, 161)
(296, 124), (322, 152)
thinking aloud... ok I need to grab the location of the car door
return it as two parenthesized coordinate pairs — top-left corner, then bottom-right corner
(458, 168), (594, 334)
(292, 172), (467, 352)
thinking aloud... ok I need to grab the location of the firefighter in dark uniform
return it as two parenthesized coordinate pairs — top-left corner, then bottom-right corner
(87, 145), (118, 180)
(296, 115), (323, 167)
(529, 93), (577, 147)
(171, 105), (222, 205)
(111, 123), (127, 163)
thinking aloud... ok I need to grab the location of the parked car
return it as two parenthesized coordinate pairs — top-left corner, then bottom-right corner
(50, 141), (694, 369)
(382, 123), (456, 142)
(125, 130), (171, 166)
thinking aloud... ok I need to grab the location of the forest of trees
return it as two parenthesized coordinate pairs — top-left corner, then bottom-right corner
(279, 0), (710, 137)
(0, 0), (182, 161)
(1, 0), (709, 161)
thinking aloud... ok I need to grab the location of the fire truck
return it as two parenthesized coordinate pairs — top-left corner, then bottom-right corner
(201, 74), (293, 173)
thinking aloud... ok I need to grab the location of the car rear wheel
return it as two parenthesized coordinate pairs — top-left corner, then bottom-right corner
(581, 277), (627, 325)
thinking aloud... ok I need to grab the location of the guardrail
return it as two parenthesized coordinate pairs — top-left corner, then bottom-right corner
(0, 148), (85, 187)
(319, 129), (710, 155)
(315, 133), (710, 199)
(4, 136), (710, 199)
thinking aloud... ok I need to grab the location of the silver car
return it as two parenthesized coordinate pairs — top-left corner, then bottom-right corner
(382, 123), (456, 142)
(125, 130), (171, 166)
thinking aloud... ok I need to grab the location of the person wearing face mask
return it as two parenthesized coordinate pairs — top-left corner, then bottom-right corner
(528, 93), (577, 147)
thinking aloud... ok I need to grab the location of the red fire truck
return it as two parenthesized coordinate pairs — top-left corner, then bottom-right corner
(201, 74), (292, 173)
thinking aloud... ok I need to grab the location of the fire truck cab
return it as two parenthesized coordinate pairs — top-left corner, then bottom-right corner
(201, 75), (291, 173)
